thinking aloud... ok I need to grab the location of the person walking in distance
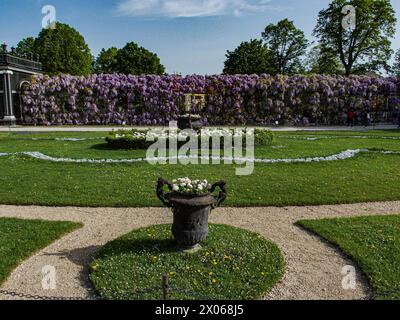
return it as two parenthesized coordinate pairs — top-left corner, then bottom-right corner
(398, 110), (400, 128)
(364, 109), (371, 128)
(347, 109), (355, 127)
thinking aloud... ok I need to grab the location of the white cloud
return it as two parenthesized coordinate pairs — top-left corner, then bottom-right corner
(116, 0), (278, 18)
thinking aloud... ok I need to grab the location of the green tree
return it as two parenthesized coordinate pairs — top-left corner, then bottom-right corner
(314, 0), (396, 76)
(115, 42), (165, 75)
(35, 23), (93, 75)
(262, 19), (309, 75)
(305, 44), (344, 74)
(16, 37), (36, 59)
(223, 39), (274, 75)
(93, 47), (119, 74)
(392, 49), (400, 77)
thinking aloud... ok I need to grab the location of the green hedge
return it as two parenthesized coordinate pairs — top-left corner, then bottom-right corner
(105, 129), (274, 150)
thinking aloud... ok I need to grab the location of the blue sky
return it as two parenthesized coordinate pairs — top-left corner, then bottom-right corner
(1, 0), (399, 75)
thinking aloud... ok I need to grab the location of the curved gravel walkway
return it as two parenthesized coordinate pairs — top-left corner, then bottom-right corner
(1, 201), (400, 300)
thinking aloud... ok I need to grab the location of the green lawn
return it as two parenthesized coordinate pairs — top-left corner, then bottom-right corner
(90, 224), (285, 300)
(1, 130), (400, 160)
(0, 218), (82, 285)
(298, 215), (400, 300)
(0, 130), (399, 207)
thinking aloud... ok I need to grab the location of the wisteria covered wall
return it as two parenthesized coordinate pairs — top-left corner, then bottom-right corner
(21, 74), (400, 126)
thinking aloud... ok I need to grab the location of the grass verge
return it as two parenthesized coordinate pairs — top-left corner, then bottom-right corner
(298, 215), (400, 300)
(0, 217), (82, 285)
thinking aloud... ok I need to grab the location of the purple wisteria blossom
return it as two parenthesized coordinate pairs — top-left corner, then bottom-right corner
(21, 74), (400, 126)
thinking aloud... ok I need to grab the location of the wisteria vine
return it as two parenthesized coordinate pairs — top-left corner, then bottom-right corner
(21, 74), (400, 126)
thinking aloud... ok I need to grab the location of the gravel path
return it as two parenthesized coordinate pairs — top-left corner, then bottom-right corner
(1, 201), (400, 300)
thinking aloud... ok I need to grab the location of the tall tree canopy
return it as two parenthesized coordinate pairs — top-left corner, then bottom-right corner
(223, 39), (274, 75)
(114, 42), (165, 75)
(93, 47), (119, 74)
(314, 0), (396, 76)
(35, 22), (93, 75)
(393, 49), (400, 78)
(305, 44), (344, 75)
(262, 19), (309, 75)
(16, 37), (36, 59)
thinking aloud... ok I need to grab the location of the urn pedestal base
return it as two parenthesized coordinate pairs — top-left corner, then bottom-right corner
(177, 243), (202, 253)
(156, 178), (227, 253)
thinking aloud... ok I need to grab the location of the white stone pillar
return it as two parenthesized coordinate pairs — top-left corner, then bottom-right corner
(0, 70), (16, 125)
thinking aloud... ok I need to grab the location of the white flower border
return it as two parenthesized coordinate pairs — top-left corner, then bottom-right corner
(0, 149), (399, 164)
(279, 135), (400, 141)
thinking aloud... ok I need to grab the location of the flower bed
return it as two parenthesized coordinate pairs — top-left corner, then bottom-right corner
(105, 128), (274, 149)
(21, 74), (400, 126)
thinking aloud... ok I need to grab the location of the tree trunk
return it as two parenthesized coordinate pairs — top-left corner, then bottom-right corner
(345, 65), (352, 77)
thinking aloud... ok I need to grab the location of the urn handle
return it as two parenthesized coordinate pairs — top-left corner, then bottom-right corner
(210, 180), (227, 208)
(157, 178), (173, 207)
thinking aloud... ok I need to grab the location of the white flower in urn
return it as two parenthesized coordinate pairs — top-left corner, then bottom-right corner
(172, 177), (211, 195)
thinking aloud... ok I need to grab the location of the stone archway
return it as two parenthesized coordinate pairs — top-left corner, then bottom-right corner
(14, 80), (30, 123)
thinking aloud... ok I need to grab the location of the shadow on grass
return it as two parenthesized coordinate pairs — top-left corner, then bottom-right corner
(90, 143), (116, 151)
(97, 238), (178, 258)
(90, 143), (149, 152)
(379, 128), (400, 132)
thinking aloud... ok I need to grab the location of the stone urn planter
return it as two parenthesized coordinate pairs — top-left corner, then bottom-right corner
(156, 178), (227, 251)
(177, 114), (203, 131)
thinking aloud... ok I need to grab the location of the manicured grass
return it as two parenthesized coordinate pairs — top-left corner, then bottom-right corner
(1, 130), (400, 160)
(0, 130), (399, 207)
(90, 224), (285, 300)
(298, 215), (400, 300)
(0, 153), (399, 207)
(0, 218), (82, 285)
